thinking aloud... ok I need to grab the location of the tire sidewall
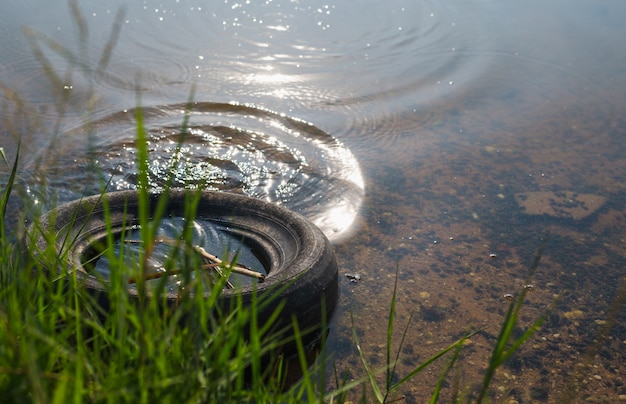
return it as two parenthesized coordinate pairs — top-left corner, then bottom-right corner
(27, 190), (338, 334)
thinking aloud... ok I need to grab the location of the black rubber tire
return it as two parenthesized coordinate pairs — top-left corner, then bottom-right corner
(26, 190), (338, 340)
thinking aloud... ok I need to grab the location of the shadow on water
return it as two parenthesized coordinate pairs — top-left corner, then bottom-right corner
(2, 0), (626, 401)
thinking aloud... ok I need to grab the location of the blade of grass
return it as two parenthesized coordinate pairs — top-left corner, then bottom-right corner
(386, 264), (417, 403)
(132, 99), (152, 304)
(316, 298), (328, 404)
(292, 315), (316, 401)
(350, 311), (384, 403)
(430, 337), (464, 404)
(385, 265), (398, 394)
(475, 234), (548, 402)
(148, 91), (195, 240)
(69, 0), (89, 68)
(95, 6), (126, 74)
(0, 141), (19, 241)
(389, 329), (480, 395)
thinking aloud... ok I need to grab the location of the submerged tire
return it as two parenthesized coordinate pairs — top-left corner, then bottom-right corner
(27, 190), (338, 340)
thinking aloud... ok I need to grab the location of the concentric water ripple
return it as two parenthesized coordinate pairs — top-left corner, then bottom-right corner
(43, 102), (364, 241)
(73, 0), (491, 111)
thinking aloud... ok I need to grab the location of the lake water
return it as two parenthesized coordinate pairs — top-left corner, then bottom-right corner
(2, 0), (626, 401)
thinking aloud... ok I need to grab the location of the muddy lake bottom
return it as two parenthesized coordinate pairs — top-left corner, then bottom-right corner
(326, 97), (626, 402)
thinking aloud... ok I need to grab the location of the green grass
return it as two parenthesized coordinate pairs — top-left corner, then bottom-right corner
(0, 2), (557, 402)
(0, 113), (552, 403)
(0, 184), (549, 403)
(0, 142), (304, 403)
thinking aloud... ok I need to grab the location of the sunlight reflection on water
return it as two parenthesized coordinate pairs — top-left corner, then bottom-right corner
(36, 102), (364, 241)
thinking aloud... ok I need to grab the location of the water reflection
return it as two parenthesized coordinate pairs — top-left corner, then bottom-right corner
(93, 217), (267, 292)
(37, 102), (364, 241)
(1, 0), (489, 115)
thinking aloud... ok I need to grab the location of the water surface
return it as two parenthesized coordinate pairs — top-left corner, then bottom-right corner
(2, 0), (626, 401)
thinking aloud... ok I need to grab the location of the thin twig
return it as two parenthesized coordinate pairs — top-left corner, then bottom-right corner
(194, 246), (266, 282)
(123, 238), (265, 285)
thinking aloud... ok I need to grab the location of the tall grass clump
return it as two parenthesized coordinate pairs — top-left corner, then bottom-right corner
(0, 122), (338, 403)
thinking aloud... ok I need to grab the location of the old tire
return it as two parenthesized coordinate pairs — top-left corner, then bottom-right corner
(26, 189), (338, 340)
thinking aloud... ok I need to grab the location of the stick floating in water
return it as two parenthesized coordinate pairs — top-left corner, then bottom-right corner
(124, 238), (265, 286)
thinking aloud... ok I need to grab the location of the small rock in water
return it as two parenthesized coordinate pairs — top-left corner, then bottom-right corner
(345, 273), (361, 283)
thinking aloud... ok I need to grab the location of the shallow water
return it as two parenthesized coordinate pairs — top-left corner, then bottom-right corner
(2, 0), (626, 401)
(93, 217), (267, 292)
